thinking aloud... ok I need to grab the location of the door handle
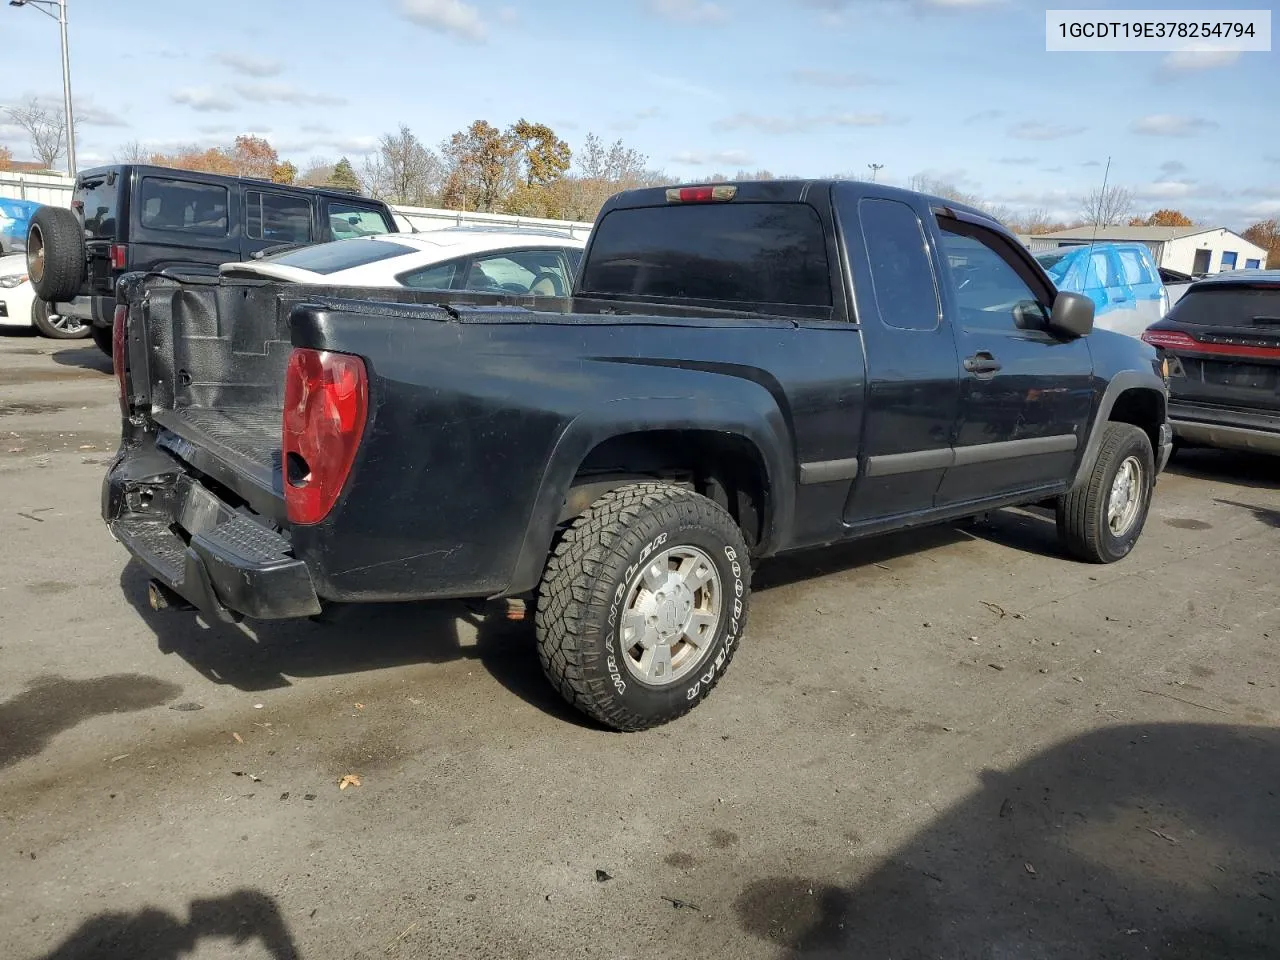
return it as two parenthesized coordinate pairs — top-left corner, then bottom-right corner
(963, 352), (1002, 376)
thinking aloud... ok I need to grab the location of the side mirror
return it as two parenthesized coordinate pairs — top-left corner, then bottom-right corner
(1048, 290), (1094, 338)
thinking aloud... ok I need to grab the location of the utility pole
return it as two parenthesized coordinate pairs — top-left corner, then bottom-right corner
(8, 0), (76, 176)
(867, 162), (884, 183)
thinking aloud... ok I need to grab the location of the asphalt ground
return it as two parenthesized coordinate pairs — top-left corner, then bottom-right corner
(1, 329), (1277, 960)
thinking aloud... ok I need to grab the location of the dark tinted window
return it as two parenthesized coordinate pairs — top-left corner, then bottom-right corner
(76, 174), (120, 239)
(581, 202), (831, 307)
(139, 177), (228, 236)
(1168, 286), (1280, 327)
(938, 219), (1050, 330)
(859, 198), (940, 330)
(400, 259), (460, 290)
(246, 191), (312, 244)
(266, 237), (416, 274)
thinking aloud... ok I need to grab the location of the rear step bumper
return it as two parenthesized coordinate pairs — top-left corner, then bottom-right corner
(1169, 401), (1280, 456)
(103, 449), (322, 621)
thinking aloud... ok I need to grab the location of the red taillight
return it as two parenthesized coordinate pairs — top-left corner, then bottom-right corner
(1141, 329), (1198, 351)
(282, 349), (368, 526)
(112, 304), (128, 414)
(109, 243), (127, 271)
(665, 185), (737, 203)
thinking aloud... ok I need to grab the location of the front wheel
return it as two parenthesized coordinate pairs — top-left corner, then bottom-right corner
(536, 482), (751, 732)
(1056, 423), (1154, 563)
(31, 299), (90, 339)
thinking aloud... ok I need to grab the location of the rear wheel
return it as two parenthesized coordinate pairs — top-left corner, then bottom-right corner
(90, 324), (113, 357)
(31, 299), (89, 339)
(1056, 423), (1154, 563)
(26, 205), (85, 303)
(536, 482), (751, 732)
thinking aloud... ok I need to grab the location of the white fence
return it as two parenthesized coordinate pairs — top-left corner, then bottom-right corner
(0, 171), (594, 237)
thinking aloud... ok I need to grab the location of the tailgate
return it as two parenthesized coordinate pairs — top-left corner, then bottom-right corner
(1162, 286), (1280, 414)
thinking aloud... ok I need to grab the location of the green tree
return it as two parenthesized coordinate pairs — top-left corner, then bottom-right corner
(329, 157), (362, 192)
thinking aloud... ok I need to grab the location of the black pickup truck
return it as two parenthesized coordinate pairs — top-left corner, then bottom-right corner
(103, 179), (1172, 731)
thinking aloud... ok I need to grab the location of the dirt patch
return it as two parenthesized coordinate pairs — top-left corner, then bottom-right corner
(0, 366), (109, 386)
(26, 580), (76, 596)
(0, 399), (72, 418)
(664, 851), (697, 868)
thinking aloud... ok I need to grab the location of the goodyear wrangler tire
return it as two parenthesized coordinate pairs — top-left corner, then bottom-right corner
(26, 205), (85, 303)
(536, 482), (751, 732)
(1056, 422), (1154, 563)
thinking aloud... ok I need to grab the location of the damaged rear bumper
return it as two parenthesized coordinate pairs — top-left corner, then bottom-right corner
(102, 446), (321, 622)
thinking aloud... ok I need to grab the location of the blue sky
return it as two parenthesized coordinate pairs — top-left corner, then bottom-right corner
(2, 0), (1275, 228)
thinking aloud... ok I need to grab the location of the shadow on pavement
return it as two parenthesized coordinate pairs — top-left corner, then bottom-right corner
(0, 673), (182, 769)
(49, 344), (113, 374)
(117, 561), (592, 728)
(33, 888), (299, 960)
(732, 722), (1280, 958)
(1167, 448), (1280, 491)
(755, 525), (974, 592)
(1215, 497), (1280, 530)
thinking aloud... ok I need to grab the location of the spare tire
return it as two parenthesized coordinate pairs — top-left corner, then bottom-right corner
(26, 205), (85, 303)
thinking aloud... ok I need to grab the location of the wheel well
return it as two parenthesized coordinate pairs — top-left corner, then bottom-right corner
(564, 430), (771, 550)
(1108, 388), (1164, 453)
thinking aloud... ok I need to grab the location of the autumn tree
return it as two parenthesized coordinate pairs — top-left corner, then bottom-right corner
(1130, 209), (1194, 227)
(330, 157), (361, 193)
(0, 145), (12, 171)
(554, 133), (667, 221)
(1078, 184), (1135, 227)
(1243, 219), (1280, 268)
(441, 120), (519, 212)
(509, 120), (570, 188)
(148, 134), (296, 182)
(363, 125), (443, 205)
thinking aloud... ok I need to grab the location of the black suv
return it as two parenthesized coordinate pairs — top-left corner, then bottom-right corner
(1143, 270), (1280, 455)
(25, 164), (400, 353)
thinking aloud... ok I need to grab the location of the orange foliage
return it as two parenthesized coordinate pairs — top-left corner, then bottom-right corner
(149, 135), (295, 183)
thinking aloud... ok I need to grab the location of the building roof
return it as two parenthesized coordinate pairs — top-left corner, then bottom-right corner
(1031, 225), (1213, 242)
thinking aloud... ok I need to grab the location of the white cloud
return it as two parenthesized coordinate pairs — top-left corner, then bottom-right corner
(1008, 120), (1085, 141)
(196, 123), (236, 135)
(272, 133), (380, 155)
(1159, 50), (1241, 74)
(172, 87), (237, 113)
(75, 102), (128, 127)
(671, 149), (754, 166)
(790, 69), (880, 87)
(644, 0), (728, 24)
(214, 52), (282, 77)
(997, 156), (1037, 166)
(715, 110), (897, 134)
(965, 109), (1003, 123)
(1135, 180), (1197, 201)
(1131, 114), (1218, 137)
(301, 123), (331, 134)
(235, 83), (346, 107)
(398, 0), (487, 42)
(1158, 160), (1188, 179)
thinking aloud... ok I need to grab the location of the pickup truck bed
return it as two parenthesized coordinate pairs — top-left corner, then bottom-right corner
(104, 178), (1171, 731)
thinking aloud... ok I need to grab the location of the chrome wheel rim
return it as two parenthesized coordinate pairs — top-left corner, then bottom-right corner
(618, 544), (722, 686)
(27, 224), (45, 285)
(1107, 455), (1143, 537)
(49, 311), (84, 334)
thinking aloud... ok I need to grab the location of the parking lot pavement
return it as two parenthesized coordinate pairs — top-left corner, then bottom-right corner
(1, 330), (1277, 960)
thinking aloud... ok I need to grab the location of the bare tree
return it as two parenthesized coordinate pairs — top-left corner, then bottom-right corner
(113, 140), (151, 163)
(1078, 185), (1134, 228)
(4, 98), (75, 170)
(362, 124), (444, 206)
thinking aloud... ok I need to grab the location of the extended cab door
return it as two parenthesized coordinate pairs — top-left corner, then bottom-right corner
(932, 214), (1094, 504)
(834, 185), (961, 524)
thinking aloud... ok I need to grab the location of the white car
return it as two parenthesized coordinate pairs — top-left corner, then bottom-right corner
(221, 228), (586, 296)
(0, 253), (90, 339)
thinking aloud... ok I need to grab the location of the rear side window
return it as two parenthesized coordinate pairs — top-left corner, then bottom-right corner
(1086, 251), (1115, 288)
(246, 191), (312, 244)
(400, 259), (460, 290)
(858, 198), (940, 331)
(1118, 249), (1148, 286)
(328, 202), (393, 240)
(1168, 287), (1280, 327)
(76, 175), (120, 239)
(265, 237), (417, 274)
(139, 177), (228, 236)
(581, 202), (831, 307)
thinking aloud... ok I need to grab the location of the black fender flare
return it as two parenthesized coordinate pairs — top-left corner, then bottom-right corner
(1071, 370), (1168, 490)
(503, 395), (796, 597)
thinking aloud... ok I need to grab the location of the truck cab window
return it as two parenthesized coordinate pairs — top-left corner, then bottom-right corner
(246, 191), (312, 244)
(937, 220), (1049, 331)
(858, 198), (941, 331)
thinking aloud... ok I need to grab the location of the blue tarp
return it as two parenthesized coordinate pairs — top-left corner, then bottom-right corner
(0, 198), (44, 253)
